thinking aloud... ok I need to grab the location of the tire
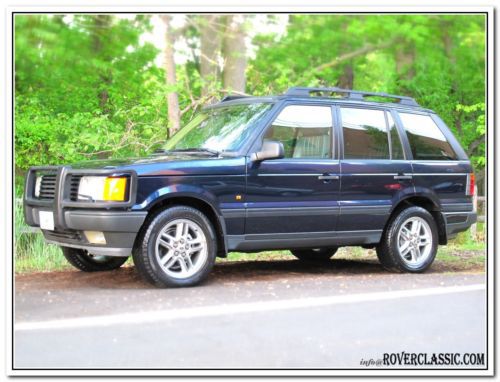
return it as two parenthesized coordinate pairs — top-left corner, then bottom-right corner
(62, 247), (128, 272)
(376, 206), (438, 272)
(132, 206), (217, 288)
(291, 247), (338, 262)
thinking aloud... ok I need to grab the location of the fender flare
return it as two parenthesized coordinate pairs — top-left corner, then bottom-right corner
(135, 184), (228, 253)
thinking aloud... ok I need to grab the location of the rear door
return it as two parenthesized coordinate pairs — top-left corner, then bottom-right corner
(245, 103), (340, 235)
(395, 111), (471, 206)
(337, 106), (413, 233)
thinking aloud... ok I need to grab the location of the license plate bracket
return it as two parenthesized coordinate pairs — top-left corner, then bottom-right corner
(39, 211), (55, 231)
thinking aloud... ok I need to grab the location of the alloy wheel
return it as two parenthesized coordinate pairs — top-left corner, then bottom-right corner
(397, 216), (433, 268)
(154, 218), (208, 279)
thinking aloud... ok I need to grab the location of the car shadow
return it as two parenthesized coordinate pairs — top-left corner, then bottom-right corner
(212, 258), (385, 280)
(15, 256), (479, 291)
(15, 258), (386, 291)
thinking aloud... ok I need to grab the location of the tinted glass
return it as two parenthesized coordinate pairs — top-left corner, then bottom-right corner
(165, 103), (272, 152)
(399, 113), (457, 160)
(341, 108), (389, 159)
(387, 112), (405, 159)
(264, 105), (332, 159)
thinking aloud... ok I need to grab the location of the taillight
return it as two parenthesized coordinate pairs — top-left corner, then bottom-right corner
(467, 173), (475, 196)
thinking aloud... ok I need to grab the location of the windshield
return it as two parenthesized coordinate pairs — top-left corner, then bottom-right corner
(164, 102), (273, 153)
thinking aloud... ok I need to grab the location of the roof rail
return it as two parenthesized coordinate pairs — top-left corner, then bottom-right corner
(220, 95), (249, 102)
(285, 87), (419, 107)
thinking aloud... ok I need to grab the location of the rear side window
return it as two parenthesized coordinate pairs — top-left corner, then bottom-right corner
(341, 108), (389, 159)
(264, 105), (332, 159)
(398, 113), (457, 161)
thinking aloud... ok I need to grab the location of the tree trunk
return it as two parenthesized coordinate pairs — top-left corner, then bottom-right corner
(395, 44), (416, 95)
(336, 63), (354, 89)
(199, 15), (223, 97)
(442, 20), (464, 136)
(160, 15), (181, 135)
(222, 15), (247, 94)
(334, 22), (354, 90)
(92, 15), (112, 113)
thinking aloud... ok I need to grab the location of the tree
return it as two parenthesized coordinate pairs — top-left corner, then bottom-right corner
(92, 15), (113, 113)
(198, 15), (224, 97)
(15, 15), (167, 173)
(14, 14), (485, 194)
(222, 15), (248, 93)
(160, 15), (181, 135)
(248, 14), (485, 183)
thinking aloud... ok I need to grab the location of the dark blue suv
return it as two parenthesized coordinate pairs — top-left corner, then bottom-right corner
(24, 87), (477, 287)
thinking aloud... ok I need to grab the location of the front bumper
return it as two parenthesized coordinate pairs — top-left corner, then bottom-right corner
(24, 166), (146, 257)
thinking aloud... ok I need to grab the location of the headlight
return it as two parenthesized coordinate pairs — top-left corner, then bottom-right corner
(34, 176), (42, 198)
(78, 176), (128, 202)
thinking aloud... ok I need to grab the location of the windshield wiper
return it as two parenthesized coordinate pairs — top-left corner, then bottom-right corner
(165, 147), (220, 156)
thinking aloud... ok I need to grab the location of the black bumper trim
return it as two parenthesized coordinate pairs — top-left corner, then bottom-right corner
(441, 203), (474, 213)
(445, 211), (477, 237)
(227, 230), (382, 251)
(45, 240), (132, 257)
(64, 210), (147, 232)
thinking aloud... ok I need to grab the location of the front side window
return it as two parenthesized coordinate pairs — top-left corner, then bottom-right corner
(164, 102), (273, 153)
(399, 113), (457, 160)
(264, 105), (333, 159)
(341, 108), (389, 159)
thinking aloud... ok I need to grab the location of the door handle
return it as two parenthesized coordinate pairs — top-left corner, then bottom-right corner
(394, 175), (413, 180)
(318, 175), (340, 180)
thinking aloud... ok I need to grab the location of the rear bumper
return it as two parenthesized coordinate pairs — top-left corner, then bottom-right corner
(444, 211), (477, 239)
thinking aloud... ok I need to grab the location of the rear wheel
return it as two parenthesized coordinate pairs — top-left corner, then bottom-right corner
(132, 206), (217, 288)
(62, 247), (128, 272)
(376, 206), (438, 272)
(291, 247), (338, 262)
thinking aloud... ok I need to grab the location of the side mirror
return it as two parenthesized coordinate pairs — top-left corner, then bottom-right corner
(251, 140), (284, 162)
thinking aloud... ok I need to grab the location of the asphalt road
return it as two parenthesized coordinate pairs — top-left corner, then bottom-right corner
(14, 260), (487, 370)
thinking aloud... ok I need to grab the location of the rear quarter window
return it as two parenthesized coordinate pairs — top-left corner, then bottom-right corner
(398, 112), (458, 161)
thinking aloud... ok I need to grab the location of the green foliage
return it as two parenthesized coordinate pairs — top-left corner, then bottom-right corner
(248, 14), (486, 178)
(15, 14), (486, 188)
(15, 15), (169, 176)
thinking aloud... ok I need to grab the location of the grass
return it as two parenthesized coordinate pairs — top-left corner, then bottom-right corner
(14, 200), (486, 274)
(14, 201), (71, 273)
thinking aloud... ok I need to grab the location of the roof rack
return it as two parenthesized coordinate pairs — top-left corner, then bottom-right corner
(285, 87), (419, 107)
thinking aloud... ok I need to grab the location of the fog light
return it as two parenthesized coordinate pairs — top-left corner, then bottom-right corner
(84, 231), (106, 244)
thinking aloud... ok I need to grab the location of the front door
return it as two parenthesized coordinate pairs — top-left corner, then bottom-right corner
(245, 103), (340, 237)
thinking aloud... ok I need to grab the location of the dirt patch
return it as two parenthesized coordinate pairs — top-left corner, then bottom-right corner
(15, 249), (485, 292)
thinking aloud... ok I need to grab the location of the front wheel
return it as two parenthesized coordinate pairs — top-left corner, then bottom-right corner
(291, 247), (338, 262)
(62, 247), (128, 272)
(132, 206), (217, 288)
(376, 206), (438, 272)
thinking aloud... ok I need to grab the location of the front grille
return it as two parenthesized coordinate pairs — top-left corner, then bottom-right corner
(69, 175), (83, 201)
(38, 173), (57, 200)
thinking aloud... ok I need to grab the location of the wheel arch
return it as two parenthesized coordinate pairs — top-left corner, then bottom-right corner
(138, 193), (228, 257)
(386, 195), (447, 245)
